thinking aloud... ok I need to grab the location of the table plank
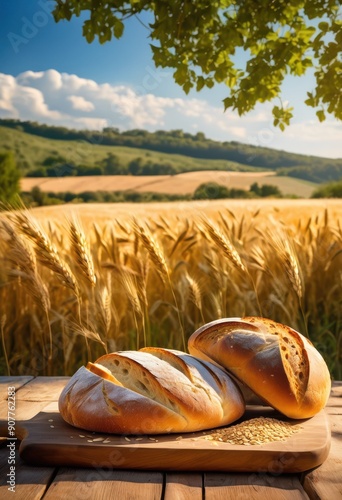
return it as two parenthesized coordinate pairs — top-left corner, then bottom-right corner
(0, 446), (56, 500)
(164, 473), (202, 500)
(0, 377), (68, 424)
(0, 400), (58, 421)
(43, 468), (164, 499)
(204, 473), (310, 499)
(13, 377), (69, 401)
(303, 413), (342, 500)
(0, 377), (34, 400)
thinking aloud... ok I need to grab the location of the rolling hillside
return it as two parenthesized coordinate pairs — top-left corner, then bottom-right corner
(0, 125), (263, 177)
(1, 120), (341, 184)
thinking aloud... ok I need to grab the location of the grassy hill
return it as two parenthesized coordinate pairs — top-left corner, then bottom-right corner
(1, 119), (341, 183)
(0, 124), (265, 178)
(0, 123), (321, 199)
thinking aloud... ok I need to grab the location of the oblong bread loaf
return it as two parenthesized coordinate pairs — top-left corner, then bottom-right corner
(58, 347), (245, 434)
(188, 317), (331, 419)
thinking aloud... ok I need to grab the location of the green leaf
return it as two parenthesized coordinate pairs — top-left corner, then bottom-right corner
(318, 22), (329, 33)
(206, 78), (215, 89)
(83, 22), (95, 44)
(223, 97), (233, 111)
(114, 20), (124, 39)
(183, 81), (193, 94)
(196, 76), (205, 91)
(316, 109), (326, 122)
(99, 29), (112, 44)
(174, 65), (188, 86)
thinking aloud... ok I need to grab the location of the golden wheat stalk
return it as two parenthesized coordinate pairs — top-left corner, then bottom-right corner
(119, 270), (144, 348)
(132, 218), (168, 281)
(68, 320), (106, 346)
(2, 219), (53, 365)
(2, 220), (51, 312)
(69, 219), (96, 287)
(96, 285), (112, 335)
(200, 217), (247, 274)
(11, 211), (79, 296)
(269, 229), (303, 301)
(119, 271), (143, 317)
(248, 245), (269, 274)
(184, 272), (202, 310)
(132, 217), (187, 349)
(201, 216), (264, 315)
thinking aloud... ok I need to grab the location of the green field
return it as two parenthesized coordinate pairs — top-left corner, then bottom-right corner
(1, 124), (319, 198)
(0, 125), (261, 176)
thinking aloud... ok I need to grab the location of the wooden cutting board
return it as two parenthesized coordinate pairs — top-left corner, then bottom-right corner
(0, 404), (330, 473)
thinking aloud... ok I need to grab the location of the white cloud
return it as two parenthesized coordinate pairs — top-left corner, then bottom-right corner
(0, 73), (62, 121)
(0, 74), (16, 113)
(0, 69), (340, 158)
(68, 95), (94, 112)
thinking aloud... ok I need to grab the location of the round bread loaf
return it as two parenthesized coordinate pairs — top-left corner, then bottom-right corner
(58, 347), (245, 434)
(188, 317), (331, 419)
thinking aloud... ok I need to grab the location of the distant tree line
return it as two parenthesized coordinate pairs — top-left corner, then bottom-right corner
(27, 153), (179, 177)
(2, 119), (341, 180)
(278, 164), (342, 183)
(312, 180), (342, 198)
(21, 181), (283, 207)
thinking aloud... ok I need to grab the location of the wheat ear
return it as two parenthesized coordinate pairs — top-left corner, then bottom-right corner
(132, 218), (185, 350)
(119, 270), (143, 348)
(184, 272), (205, 324)
(200, 216), (264, 315)
(269, 230), (303, 301)
(184, 272), (202, 310)
(200, 217), (247, 273)
(69, 218), (96, 287)
(2, 219), (52, 365)
(132, 218), (168, 281)
(2, 220), (51, 312)
(11, 211), (79, 297)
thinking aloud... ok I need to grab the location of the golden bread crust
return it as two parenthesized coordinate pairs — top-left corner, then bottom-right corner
(188, 317), (331, 419)
(58, 347), (245, 434)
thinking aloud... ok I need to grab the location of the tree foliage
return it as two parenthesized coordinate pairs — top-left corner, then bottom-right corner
(0, 151), (20, 203)
(53, 0), (342, 128)
(312, 179), (342, 197)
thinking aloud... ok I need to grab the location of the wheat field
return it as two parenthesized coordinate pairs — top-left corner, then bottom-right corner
(21, 170), (316, 197)
(0, 199), (341, 379)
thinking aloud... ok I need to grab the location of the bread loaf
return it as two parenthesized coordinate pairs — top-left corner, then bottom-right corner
(188, 317), (331, 419)
(58, 347), (245, 434)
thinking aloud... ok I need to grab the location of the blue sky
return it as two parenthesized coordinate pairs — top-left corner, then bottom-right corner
(0, 0), (341, 159)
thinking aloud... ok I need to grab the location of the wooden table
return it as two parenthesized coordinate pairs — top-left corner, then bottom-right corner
(0, 377), (341, 499)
